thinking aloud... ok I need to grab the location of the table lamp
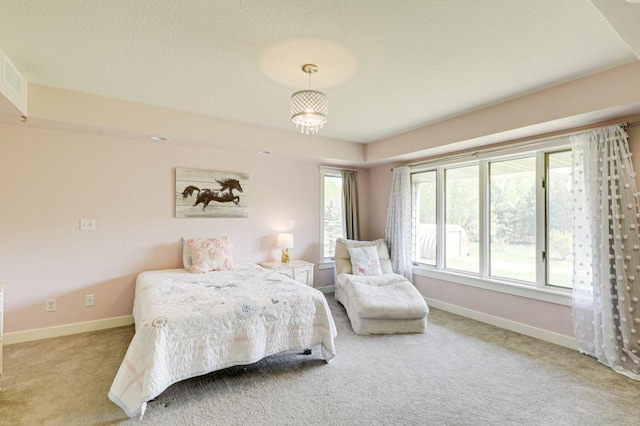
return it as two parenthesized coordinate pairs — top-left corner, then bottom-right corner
(276, 233), (294, 263)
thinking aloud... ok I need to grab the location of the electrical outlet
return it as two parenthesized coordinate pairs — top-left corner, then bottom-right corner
(85, 294), (95, 307)
(79, 218), (96, 231)
(45, 298), (56, 312)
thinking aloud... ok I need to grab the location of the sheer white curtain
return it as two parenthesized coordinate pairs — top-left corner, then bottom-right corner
(385, 166), (413, 281)
(572, 124), (640, 380)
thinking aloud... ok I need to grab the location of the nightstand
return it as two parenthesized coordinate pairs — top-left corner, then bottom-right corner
(260, 260), (314, 287)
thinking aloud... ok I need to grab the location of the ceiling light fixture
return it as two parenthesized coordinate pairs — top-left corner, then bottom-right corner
(291, 64), (328, 135)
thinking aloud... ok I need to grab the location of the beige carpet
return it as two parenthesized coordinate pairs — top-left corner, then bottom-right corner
(2, 294), (640, 426)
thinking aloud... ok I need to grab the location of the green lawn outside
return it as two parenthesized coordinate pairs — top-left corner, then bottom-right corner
(420, 242), (572, 289)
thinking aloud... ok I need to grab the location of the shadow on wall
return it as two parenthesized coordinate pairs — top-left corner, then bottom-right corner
(139, 242), (185, 271)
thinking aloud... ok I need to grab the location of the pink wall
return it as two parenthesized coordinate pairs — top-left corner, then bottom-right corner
(413, 278), (574, 336)
(364, 164), (392, 241)
(0, 123), (359, 333)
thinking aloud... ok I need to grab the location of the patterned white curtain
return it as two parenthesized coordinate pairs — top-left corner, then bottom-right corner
(385, 166), (413, 281)
(571, 124), (640, 380)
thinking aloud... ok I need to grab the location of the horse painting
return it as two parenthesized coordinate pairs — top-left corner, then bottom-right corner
(176, 168), (249, 218)
(182, 178), (244, 211)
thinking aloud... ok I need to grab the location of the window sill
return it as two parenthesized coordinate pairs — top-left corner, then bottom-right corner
(412, 266), (571, 306)
(318, 261), (335, 270)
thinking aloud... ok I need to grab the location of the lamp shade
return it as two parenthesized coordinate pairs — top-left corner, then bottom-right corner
(291, 90), (328, 135)
(290, 64), (328, 135)
(276, 233), (294, 249)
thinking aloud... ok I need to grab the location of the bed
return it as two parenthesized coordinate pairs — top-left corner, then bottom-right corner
(108, 262), (337, 418)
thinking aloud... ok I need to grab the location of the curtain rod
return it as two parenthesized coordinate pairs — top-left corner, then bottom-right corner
(392, 119), (638, 170)
(320, 165), (359, 172)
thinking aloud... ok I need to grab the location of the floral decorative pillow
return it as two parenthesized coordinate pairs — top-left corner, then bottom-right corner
(187, 237), (235, 273)
(348, 246), (382, 276)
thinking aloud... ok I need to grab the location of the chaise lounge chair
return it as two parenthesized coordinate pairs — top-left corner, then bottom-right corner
(334, 238), (429, 335)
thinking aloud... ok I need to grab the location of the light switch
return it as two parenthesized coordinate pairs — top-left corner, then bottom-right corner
(80, 218), (96, 231)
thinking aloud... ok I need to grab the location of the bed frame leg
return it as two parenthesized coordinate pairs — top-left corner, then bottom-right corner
(303, 348), (312, 355)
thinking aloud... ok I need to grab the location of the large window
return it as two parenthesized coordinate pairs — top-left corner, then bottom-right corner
(411, 141), (572, 292)
(321, 168), (345, 260)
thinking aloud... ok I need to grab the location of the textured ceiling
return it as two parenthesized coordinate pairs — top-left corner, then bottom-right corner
(0, 0), (638, 143)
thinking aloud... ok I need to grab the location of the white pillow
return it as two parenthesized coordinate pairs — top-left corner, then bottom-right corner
(348, 246), (382, 276)
(187, 237), (235, 273)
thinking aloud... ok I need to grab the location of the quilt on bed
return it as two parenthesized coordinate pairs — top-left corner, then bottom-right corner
(108, 263), (337, 417)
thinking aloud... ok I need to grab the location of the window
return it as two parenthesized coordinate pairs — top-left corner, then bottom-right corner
(545, 150), (572, 289)
(489, 156), (536, 282)
(412, 171), (436, 266)
(411, 140), (572, 294)
(321, 168), (345, 260)
(445, 165), (479, 273)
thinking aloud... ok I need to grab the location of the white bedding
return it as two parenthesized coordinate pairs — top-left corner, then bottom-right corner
(108, 263), (337, 417)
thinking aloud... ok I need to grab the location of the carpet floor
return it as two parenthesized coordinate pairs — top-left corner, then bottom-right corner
(2, 294), (640, 425)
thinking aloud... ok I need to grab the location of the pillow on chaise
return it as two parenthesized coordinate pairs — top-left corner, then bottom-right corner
(348, 246), (382, 276)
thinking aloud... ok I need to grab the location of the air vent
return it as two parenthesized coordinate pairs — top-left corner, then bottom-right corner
(3, 55), (23, 97)
(0, 49), (27, 116)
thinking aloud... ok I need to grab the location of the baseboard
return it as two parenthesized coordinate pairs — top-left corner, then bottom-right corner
(4, 315), (134, 345)
(426, 298), (577, 350)
(317, 284), (336, 294)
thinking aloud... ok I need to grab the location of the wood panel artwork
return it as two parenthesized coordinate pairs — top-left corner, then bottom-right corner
(175, 168), (249, 218)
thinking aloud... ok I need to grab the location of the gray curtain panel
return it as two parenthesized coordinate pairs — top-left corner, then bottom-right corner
(342, 169), (360, 240)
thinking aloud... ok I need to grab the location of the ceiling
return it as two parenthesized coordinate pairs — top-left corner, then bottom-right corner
(0, 0), (639, 144)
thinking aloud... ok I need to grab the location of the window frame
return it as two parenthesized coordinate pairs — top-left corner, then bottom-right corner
(319, 167), (345, 268)
(410, 139), (572, 306)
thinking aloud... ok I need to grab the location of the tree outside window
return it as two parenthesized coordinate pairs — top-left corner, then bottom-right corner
(410, 143), (573, 290)
(322, 172), (344, 259)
